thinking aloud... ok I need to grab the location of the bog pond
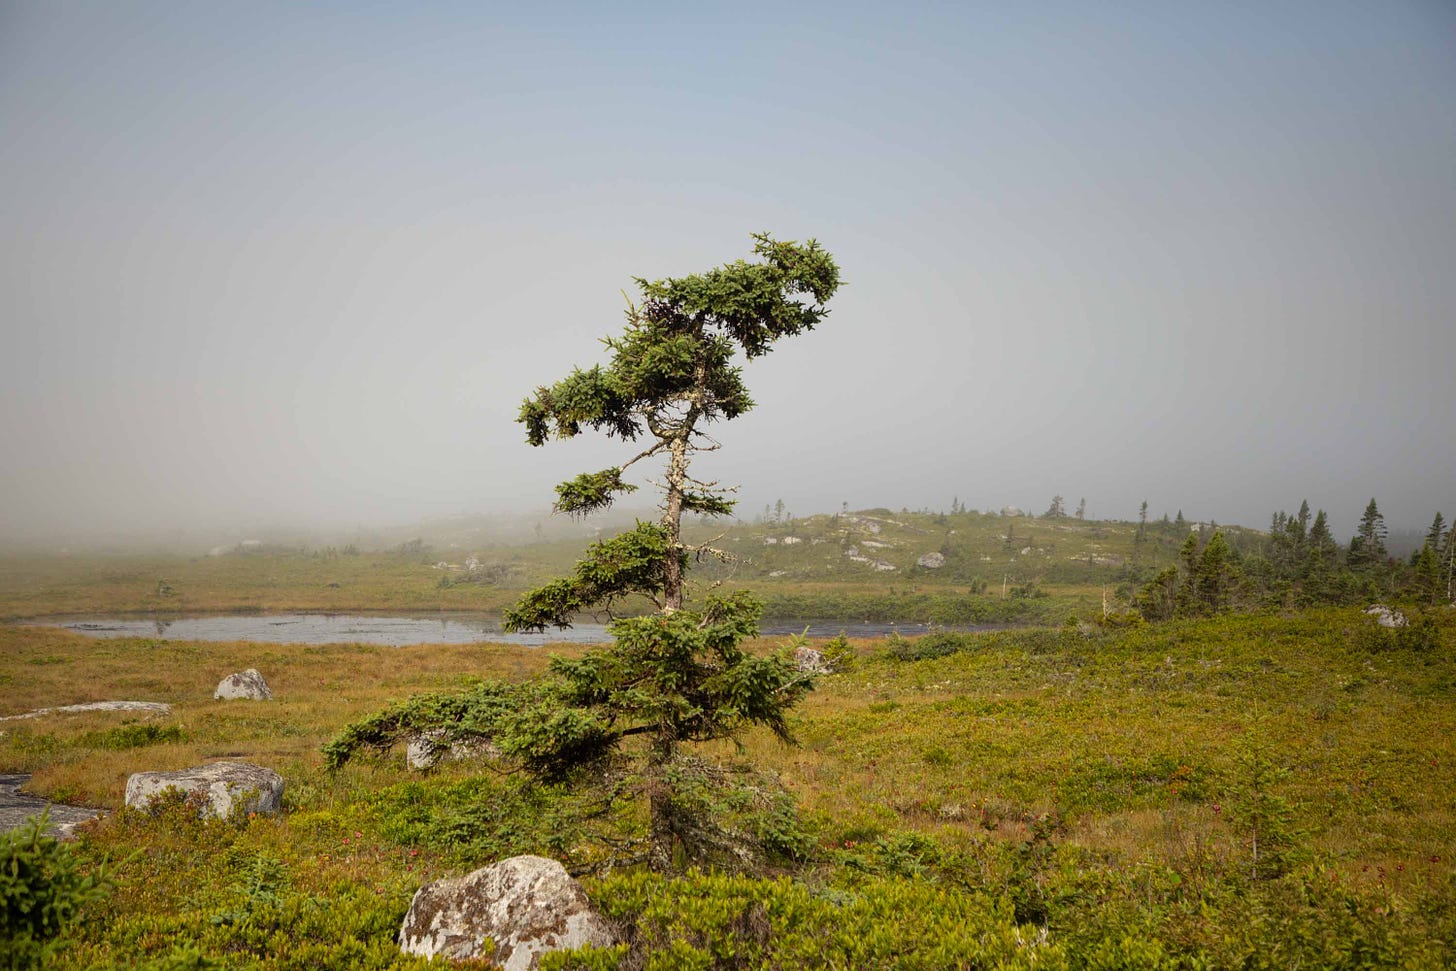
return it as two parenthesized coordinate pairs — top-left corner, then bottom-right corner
(32, 614), (978, 647)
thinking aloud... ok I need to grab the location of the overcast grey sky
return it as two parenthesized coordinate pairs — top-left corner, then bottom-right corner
(2, 1), (1453, 545)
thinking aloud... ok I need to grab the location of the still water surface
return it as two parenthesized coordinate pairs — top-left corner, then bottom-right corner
(40, 614), (966, 647)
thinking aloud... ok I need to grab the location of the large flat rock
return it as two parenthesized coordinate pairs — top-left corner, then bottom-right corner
(0, 774), (103, 839)
(0, 701), (171, 722)
(125, 761), (283, 819)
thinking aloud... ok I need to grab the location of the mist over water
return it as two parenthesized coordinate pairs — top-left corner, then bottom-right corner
(3, 3), (1453, 548)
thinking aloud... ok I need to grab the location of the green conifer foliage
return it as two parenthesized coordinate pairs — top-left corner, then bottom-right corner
(505, 234), (839, 871)
(1426, 511), (1447, 554)
(1348, 498), (1388, 570)
(1195, 531), (1237, 613)
(330, 235), (841, 875)
(508, 233), (839, 619)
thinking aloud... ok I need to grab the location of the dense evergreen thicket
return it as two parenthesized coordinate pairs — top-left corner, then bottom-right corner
(1135, 497), (1452, 620)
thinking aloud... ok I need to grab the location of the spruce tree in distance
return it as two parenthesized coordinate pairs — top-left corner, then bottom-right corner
(1348, 498), (1388, 570)
(1426, 512), (1446, 554)
(1195, 531), (1237, 613)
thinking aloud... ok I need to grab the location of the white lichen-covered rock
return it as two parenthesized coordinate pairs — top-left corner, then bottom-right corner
(214, 669), (272, 701)
(0, 700), (171, 722)
(125, 761), (284, 818)
(916, 552), (946, 569)
(399, 855), (617, 968)
(1364, 605), (1408, 629)
(405, 731), (501, 771)
(794, 645), (840, 675)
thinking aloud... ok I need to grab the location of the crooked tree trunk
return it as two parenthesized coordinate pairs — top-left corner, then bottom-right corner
(646, 736), (677, 873)
(662, 432), (689, 613)
(647, 784), (674, 874)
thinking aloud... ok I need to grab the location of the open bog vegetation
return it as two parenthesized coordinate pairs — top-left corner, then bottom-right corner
(0, 507), (1200, 626)
(3, 607), (1453, 969)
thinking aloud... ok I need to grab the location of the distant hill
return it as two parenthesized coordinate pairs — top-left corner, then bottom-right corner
(684, 507), (1256, 592)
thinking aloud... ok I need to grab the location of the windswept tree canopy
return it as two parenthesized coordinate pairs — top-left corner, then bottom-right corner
(325, 235), (842, 876)
(515, 233), (839, 512)
(506, 233), (841, 629)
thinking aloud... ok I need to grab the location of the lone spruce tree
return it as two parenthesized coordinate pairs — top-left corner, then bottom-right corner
(326, 234), (841, 875)
(502, 232), (840, 870)
(506, 233), (839, 624)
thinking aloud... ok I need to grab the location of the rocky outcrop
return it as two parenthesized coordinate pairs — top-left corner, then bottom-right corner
(1365, 605), (1408, 629)
(399, 855), (617, 968)
(125, 761), (284, 819)
(0, 701), (171, 722)
(794, 645), (840, 675)
(0, 774), (103, 838)
(405, 731), (501, 771)
(916, 552), (946, 569)
(214, 669), (272, 701)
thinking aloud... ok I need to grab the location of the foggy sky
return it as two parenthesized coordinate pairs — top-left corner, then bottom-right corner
(3, 1), (1453, 547)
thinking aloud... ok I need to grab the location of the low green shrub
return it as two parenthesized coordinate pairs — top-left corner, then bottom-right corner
(78, 723), (188, 751)
(551, 870), (1068, 970)
(358, 776), (607, 868)
(1355, 608), (1448, 653)
(1, 814), (111, 969)
(886, 630), (968, 660)
(754, 589), (1055, 625)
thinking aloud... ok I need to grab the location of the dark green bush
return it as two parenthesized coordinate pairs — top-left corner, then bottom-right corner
(887, 631), (968, 660)
(1, 815), (110, 969)
(78, 723), (187, 751)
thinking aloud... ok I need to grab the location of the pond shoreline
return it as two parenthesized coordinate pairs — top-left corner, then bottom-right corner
(12, 611), (1009, 647)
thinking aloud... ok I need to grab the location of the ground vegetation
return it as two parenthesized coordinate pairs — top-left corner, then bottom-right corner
(0, 604), (1452, 967)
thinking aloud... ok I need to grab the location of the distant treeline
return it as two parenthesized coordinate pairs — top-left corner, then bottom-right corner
(1136, 498), (1452, 620)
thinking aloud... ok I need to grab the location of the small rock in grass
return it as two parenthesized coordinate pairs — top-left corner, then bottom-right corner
(214, 669), (272, 700)
(1364, 605), (1408, 629)
(794, 645), (838, 675)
